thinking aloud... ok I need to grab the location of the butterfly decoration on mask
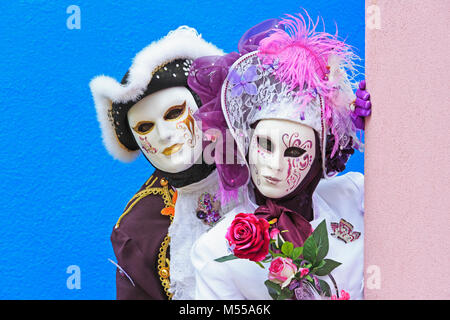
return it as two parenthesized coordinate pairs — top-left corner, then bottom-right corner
(228, 65), (259, 97)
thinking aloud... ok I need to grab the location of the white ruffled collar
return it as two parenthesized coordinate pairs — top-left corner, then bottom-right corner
(176, 169), (218, 194)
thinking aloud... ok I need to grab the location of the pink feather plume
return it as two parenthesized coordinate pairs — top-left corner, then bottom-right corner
(258, 11), (356, 99)
(258, 11), (361, 156)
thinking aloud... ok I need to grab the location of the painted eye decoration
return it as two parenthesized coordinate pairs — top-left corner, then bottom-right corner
(133, 121), (155, 135)
(284, 147), (306, 158)
(257, 136), (273, 153)
(164, 101), (186, 121)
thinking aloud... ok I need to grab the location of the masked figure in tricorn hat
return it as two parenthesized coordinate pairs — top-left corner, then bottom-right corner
(89, 26), (231, 299)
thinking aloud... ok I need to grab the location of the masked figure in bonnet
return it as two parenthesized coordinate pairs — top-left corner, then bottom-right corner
(89, 26), (231, 299)
(188, 13), (371, 300)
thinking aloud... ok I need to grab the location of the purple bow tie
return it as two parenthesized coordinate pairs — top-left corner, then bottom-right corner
(254, 199), (313, 248)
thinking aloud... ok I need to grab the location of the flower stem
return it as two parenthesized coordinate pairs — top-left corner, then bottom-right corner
(328, 273), (339, 298)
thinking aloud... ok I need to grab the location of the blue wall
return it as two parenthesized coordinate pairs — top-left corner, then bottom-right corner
(0, 1), (364, 299)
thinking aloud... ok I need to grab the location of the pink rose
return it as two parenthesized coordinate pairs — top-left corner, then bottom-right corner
(225, 213), (270, 262)
(331, 290), (351, 300)
(299, 268), (309, 278)
(268, 257), (298, 287)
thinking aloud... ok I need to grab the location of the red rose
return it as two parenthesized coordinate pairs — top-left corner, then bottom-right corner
(225, 213), (270, 262)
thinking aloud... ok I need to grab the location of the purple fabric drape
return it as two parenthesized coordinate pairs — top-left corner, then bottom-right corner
(188, 19), (282, 199)
(254, 199), (312, 248)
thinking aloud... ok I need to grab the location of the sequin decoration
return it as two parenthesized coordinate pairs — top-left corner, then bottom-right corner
(196, 193), (221, 227)
(330, 219), (361, 243)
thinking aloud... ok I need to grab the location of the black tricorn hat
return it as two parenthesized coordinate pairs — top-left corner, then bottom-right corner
(90, 26), (224, 162)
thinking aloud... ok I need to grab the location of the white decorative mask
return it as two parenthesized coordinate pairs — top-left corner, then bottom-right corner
(127, 86), (202, 173)
(248, 119), (316, 199)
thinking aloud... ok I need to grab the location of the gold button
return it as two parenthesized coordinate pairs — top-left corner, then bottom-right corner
(159, 267), (170, 279)
(160, 178), (168, 187)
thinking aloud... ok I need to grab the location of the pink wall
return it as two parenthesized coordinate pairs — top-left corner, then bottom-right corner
(364, 0), (450, 299)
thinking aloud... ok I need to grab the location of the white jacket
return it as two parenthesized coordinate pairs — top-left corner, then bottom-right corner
(190, 172), (364, 300)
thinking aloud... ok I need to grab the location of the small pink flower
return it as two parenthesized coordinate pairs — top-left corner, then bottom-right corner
(269, 228), (284, 248)
(331, 290), (350, 300)
(269, 228), (280, 240)
(340, 290), (350, 300)
(299, 268), (309, 278)
(268, 257), (298, 288)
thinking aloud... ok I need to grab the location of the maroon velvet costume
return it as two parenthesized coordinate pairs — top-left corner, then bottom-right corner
(110, 170), (175, 300)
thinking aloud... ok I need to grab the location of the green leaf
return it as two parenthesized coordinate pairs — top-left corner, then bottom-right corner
(277, 287), (294, 300)
(314, 259), (342, 276)
(261, 257), (272, 263)
(214, 254), (239, 263)
(312, 219), (329, 264)
(281, 241), (294, 256)
(264, 280), (281, 300)
(312, 260), (326, 273)
(264, 280), (281, 293)
(318, 280), (331, 297)
(292, 247), (303, 260)
(302, 236), (317, 264)
(255, 261), (265, 269)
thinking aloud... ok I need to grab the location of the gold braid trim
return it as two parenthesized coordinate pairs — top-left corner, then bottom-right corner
(157, 219), (173, 300)
(115, 177), (172, 229)
(157, 181), (175, 300)
(145, 175), (158, 187)
(114, 175), (175, 300)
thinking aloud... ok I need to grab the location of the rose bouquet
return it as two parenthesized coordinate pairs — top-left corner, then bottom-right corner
(215, 213), (347, 300)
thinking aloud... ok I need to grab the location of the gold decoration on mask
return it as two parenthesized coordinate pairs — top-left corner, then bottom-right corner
(177, 108), (197, 147)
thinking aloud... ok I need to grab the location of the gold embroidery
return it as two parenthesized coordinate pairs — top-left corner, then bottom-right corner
(114, 174), (176, 300)
(145, 175), (158, 187)
(161, 190), (177, 217)
(158, 228), (173, 299)
(115, 177), (174, 228)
